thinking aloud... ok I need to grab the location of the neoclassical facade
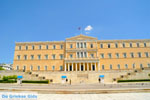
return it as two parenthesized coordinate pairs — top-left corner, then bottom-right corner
(13, 34), (150, 71)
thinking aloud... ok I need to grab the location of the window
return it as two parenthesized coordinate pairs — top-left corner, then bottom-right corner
(91, 54), (94, 58)
(130, 43), (132, 48)
(24, 55), (27, 60)
(53, 45), (56, 49)
(60, 66), (63, 71)
(37, 66), (40, 70)
(81, 52), (83, 58)
(38, 55), (41, 60)
(30, 65), (33, 70)
(108, 44), (111, 48)
(52, 66), (55, 70)
(31, 55), (34, 60)
(81, 43), (83, 48)
(45, 55), (48, 60)
(70, 54), (73, 58)
(137, 43), (140, 47)
(46, 45), (49, 49)
(102, 65), (105, 70)
(100, 54), (104, 58)
(52, 54), (55, 59)
(123, 53), (127, 58)
(90, 44), (93, 48)
(17, 55), (20, 60)
(77, 52), (80, 58)
(132, 63), (135, 69)
(140, 64), (143, 69)
(125, 64), (128, 69)
(60, 45), (63, 49)
(100, 44), (103, 48)
(138, 52), (142, 58)
(39, 45), (42, 50)
(23, 66), (26, 70)
(115, 53), (119, 58)
(84, 43), (86, 48)
(16, 66), (19, 70)
(108, 53), (112, 59)
(117, 64), (120, 69)
(84, 52), (87, 58)
(115, 43), (118, 48)
(148, 63), (150, 68)
(144, 43), (147, 47)
(70, 44), (73, 48)
(32, 45), (34, 50)
(77, 43), (79, 48)
(25, 46), (28, 50)
(122, 43), (125, 48)
(18, 46), (21, 50)
(130, 53), (134, 58)
(145, 52), (149, 58)
(45, 66), (47, 70)
(110, 64), (112, 69)
(60, 54), (63, 59)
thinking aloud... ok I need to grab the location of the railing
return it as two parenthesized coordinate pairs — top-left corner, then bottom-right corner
(64, 57), (99, 61)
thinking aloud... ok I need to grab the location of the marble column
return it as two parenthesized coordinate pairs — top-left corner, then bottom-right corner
(80, 63), (81, 71)
(91, 63), (93, 71)
(65, 63), (66, 71)
(72, 63), (73, 71)
(95, 62), (96, 71)
(76, 63), (77, 71)
(83, 63), (85, 71)
(68, 63), (70, 71)
(87, 63), (89, 71)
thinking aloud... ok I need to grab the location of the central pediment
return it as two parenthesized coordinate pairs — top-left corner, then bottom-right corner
(66, 34), (98, 41)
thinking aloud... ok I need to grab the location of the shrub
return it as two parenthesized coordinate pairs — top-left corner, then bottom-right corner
(0, 67), (4, 70)
(118, 79), (150, 83)
(22, 80), (49, 84)
(3, 76), (8, 81)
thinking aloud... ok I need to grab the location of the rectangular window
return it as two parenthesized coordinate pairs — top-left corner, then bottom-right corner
(77, 52), (80, 58)
(108, 53), (112, 59)
(117, 64), (120, 69)
(122, 43), (125, 48)
(45, 55), (48, 60)
(23, 66), (26, 70)
(102, 65), (105, 70)
(144, 43), (147, 47)
(60, 66), (63, 71)
(39, 45), (41, 50)
(81, 52), (83, 58)
(24, 55), (27, 60)
(145, 52), (149, 58)
(84, 52), (87, 58)
(140, 64), (143, 69)
(16, 66), (19, 70)
(45, 66), (47, 70)
(137, 43), (140, 47)
(52, 66), (55, 70)
(53, 45), (56, 49)
(100, 44), (103, 48)
(115, 53), (119, 58)
(138, 52), (142, 58)
(81, 43), (83, 48)
(108, 44), (111, 48)
(90, 44), (93, 48)
(70, 44), (73, 48)
(38, 55), (41, 60)
(84, 43), (86, 48)
(70, 54), (73, 58)
(26, 46), (28, 50)
(18, 46), (21, 50)
(37, 66), (40, 70)
(130, 43), (132, 48)
(130, 53), (134, 58)
(31, 55), (34, 60)
(46, 45), (49, 49)
(77, 43), (79, 48)
(148, 63), (150, 67)
(132, 63), (135, 69)
(52, 54), (55, 59)
(30, 66), (33, 70)
(60, 45), (63, 49)
(123, 53), (127, 58)
(91, 54), (94, 58)
(17, 55), (20, 60)
(100, 54), (104, 58)
(110, 64), (112, 69)
(32, 45), (34, 50)
(60, 54), (63, 59)
(115, 43), (118, 48)
(125, 64), (128, 69)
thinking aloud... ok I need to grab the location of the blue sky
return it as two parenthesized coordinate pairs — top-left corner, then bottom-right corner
(0, 0), (150, 63)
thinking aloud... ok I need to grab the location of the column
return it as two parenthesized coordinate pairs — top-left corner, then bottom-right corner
(76, 63), (77, 71)
(83, 52), (84, 58)
(95, 62), (96, 71)
(68, 63), (70, 71)
(65, 63), (66, 71)
(98, 62), (100, 71)
(80, 63), (81, 71)
(91, 63), (93, 71)
(72, 63), (73, 71)
(87, 63), (89, 71)
(83, 63), (85, 71)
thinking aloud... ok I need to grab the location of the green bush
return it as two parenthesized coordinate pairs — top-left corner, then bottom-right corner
(0, 80), (17, 83)
(148, 74), (150, 77)
(118, 79), (150, 83)
(2, 75), (17, 81)
(22, 80), (49, 84)
(0, 67), (4, 70)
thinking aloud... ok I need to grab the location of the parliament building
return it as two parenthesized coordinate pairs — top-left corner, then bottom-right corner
(13, 34), (150, 84)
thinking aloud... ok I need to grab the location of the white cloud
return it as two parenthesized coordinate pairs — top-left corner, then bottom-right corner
(85, 25), (93, 31)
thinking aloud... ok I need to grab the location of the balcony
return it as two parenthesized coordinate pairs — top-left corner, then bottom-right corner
(64, 57), (99, 62)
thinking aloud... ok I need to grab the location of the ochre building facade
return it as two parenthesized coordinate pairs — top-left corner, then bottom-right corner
(13, 34), (150, 72)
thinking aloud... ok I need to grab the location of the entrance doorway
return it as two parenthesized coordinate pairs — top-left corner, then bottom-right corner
(70, 66), (72, 71)
(81, 65), (83, 71)
(92, 65), (95, 71)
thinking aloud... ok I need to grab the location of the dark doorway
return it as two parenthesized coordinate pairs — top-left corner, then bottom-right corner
(81, 65), (83, 71)
(70, 66), (72, 71)
(92, 65), (95, 71)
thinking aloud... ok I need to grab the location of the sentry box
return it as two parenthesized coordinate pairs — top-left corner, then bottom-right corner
(17, 76), (23, 85)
